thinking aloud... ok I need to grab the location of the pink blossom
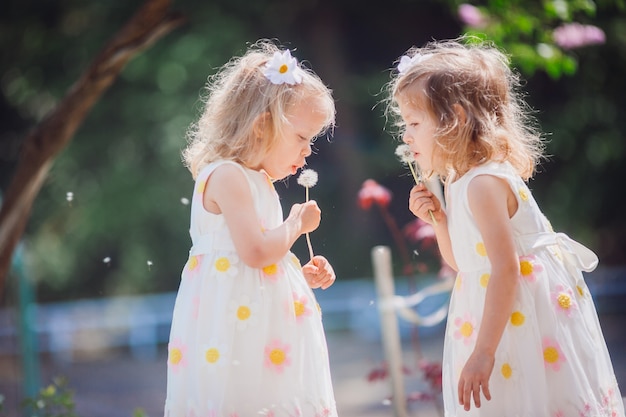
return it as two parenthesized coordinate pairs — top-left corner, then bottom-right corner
(185, 254), (203, 279)
(419, 359), (443, 391)
(551, 284), (578, 317)
(519, 254), (544, 282)
(168, 339), (188, 371)
(453, 312), (477, 346)
(264, 339), (292, 373)
(403, 218), (436, 247)
(292, 292), (312, 322)
(315, 407), (332, 417)
(458, 4), (487, 28)
(358, 179), (392, 209)
(553, 23), (606, 50)
(261, 263), (284, 282)
(542, 337), (566, 371)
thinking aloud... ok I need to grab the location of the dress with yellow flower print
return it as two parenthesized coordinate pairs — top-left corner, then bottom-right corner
(164, 160), (337, 417)
(442, 161), (624, 417)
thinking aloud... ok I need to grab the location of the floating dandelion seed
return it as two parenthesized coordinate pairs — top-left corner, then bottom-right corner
(103, 256), (111, 266)
(147, 260), (153, 271)
(394, 144), (437, 225)
(180, 197), (190, 205)
(66, 192), (74, 206)
(297, 169), (318, 261)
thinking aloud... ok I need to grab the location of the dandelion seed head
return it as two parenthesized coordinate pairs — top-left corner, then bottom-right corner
(147, 260), (153, 266)
(297, 169), (318, 188)
(180, 197), (190, 205)
(395, 144), (414, 164)
(103, 257), (111, 264)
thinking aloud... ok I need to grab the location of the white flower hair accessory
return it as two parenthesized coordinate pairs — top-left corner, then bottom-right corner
(263, 49), (304, 85)
(397, 53), (431, 74)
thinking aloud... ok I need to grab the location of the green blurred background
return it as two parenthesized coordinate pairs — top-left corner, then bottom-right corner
(1, 0), (625, 303)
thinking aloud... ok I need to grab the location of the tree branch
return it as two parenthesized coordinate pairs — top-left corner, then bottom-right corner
(0, 0), (186, 300)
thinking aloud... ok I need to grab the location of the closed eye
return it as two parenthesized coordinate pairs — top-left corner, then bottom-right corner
(300, 134), (318, 144)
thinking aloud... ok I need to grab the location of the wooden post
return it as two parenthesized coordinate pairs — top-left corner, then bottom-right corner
(372, 245), (409, 417)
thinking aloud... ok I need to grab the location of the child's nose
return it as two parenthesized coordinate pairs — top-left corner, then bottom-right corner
(402, 132), (412, 144)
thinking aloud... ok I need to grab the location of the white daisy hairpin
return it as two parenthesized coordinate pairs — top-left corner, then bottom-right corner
(263, 49), (304, 85)
(397, 53), (431, 74)
(395, 144), (437, 225)
(297, 169), (318, 260)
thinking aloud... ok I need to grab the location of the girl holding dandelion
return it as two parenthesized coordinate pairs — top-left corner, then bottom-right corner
(385, 37), (624, 416)
(164, 40), (337, 417)
(298, 168), (318, 260)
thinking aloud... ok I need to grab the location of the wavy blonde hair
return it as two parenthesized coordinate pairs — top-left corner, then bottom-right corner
(183, 39), (335, 178)
(385, 36), (545, 181)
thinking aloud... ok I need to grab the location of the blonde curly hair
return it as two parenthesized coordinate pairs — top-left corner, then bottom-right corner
(183, 39), (335, 179)
(385, 36), (545, 181)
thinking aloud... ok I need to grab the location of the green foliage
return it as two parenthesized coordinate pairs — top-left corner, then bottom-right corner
(1, 0), (625, 301)
(19, 377), (77, 417)
(0, 377), (151, 417)
(132, 408), (148, 417)
(443, 0), (623, 78)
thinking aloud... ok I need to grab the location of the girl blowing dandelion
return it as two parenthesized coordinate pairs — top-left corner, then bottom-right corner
(164, 40), (337, 417)
(297, 168), (318, 260)
(385, 36), (624, 416)
(395, 144), (437, 225)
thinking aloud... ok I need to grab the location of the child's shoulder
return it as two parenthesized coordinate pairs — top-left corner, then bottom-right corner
(197, 160), (246, 181)
(454, 161), (523, 194)
(464, 161), (518, 181)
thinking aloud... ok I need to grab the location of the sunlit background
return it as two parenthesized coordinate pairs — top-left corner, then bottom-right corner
(1, 0), (625, 416)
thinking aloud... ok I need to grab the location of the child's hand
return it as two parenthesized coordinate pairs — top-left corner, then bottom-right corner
(409, 183), (443, 225)
(302, 255), (336, 289)
(287, 200), (321, 234)
(457, 350), (494, 411)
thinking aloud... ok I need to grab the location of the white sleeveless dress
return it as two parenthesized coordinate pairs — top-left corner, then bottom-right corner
(164, 160), (337, 417)
(442, 161), (624, 417)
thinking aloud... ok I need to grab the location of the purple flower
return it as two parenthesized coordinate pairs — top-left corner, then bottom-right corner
(553, 23), (606, 50)
(458, 4), (487, 28)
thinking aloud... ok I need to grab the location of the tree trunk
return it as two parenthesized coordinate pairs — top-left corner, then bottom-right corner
(0, 0), (186, 300)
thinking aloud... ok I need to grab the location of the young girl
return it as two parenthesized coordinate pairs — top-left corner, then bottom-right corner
(164, 40), (338, 417)
(386, 37), (625, 416)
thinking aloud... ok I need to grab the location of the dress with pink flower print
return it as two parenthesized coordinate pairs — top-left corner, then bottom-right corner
(442, 161), (624, 417)
(164, 160), (337, 417)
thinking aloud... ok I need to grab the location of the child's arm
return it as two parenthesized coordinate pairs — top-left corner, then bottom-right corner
(409, 183), (457, 270)
(302, 255), (336, 290)
(457, 174), (519, 411)
(204, 164), (320, 269)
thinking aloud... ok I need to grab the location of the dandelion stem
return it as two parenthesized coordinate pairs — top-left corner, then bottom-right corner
(410, 162), (438, 226)
(305, 233), (314, 260)
(305, 186), (314, 260)
(407, 162), (420, 185)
